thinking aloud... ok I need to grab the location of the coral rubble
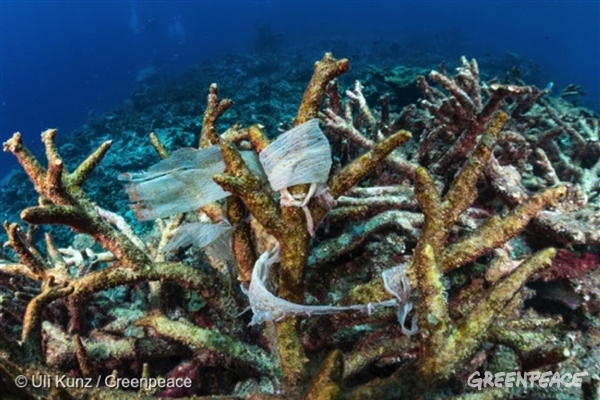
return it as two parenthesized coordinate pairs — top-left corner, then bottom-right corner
(1, 52), (599, 400)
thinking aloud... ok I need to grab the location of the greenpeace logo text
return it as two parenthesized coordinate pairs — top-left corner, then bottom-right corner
(467, 370), (588, 390)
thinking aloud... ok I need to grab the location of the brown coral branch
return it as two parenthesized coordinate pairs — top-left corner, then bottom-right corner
(432, 87), (513, 174)
(199, 83), (233, 148)
(295, 53), (350, 125)
(302, 350), (344, 400)
(73, 334), (94, 378)
(135, 314), (277, 378)
(321, 109), (418, 179)
(71, 139), (113, 187)
(4, 131), (152, 271)
(429, 70), (478, 117)
(22, 276), (74, 363)
(213, 140), (284, 238)
(3, 133), (48, 194)
(227, 196), (257, 286)
(309, 210), (422, 268)
(261, 56), (352, 391)
(343, 332), (415, 379)
(149, 131), (169, 159)
(69, 262), (211, 301)
(441, 185), (566, 272)
(327, 130), (412, 198)
(409, 111), (521, 384)
(486, 316), (570, 370)
(441, 111), (509, 222)
(3, 222), (47, 278)
(413, 244), (451, 365)
(450, 249), (556, 365)
(247, 124), (271, 153)
(44, 233), (68, 274)
(0, 263), (39, 281)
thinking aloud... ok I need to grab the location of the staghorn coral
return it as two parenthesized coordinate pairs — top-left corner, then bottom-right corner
(0, 52), (598, 400)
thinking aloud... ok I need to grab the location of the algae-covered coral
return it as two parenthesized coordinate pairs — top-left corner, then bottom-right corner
(1, 52), (599, 399)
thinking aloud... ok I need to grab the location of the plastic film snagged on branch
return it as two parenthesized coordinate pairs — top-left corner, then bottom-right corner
(382, 264), (418, 336)
(259, 119), (332, 191)
(119, 146), (265, 221)
(242, 246), (398, 326)
(163, 222), (232, 253)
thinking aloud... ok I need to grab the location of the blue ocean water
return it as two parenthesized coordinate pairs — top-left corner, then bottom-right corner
(1, 0), (599, 179)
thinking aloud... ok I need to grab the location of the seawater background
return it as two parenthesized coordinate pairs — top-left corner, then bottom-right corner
(1, 0), (599, 179)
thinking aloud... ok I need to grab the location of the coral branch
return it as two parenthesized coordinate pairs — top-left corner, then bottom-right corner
(199, 83), (232, 148)
(214, 139), (284, 238)
(22, 277), (73, 362)
(295, 53), (350, 125)
(302, 350), (344, 400)
(327, 130), (412, 198)
(442, 111), (509, 222)
(135, 314), (277, 378)
(442, 185), (566, 272)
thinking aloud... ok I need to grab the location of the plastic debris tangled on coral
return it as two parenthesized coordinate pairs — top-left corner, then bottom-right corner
(1, 52), (599, 400)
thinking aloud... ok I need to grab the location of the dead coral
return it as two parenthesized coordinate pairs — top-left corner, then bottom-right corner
(0, 53), (598, 400)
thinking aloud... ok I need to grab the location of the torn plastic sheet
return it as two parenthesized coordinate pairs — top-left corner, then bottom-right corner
(241, 246), (398, 326)
(119, 146), (265, 221)
(163, 221), (232, 253)
(259, 119), (332, 191)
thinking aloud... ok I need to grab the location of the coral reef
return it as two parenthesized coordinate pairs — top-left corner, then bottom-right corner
(1, 51), (599, 400)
